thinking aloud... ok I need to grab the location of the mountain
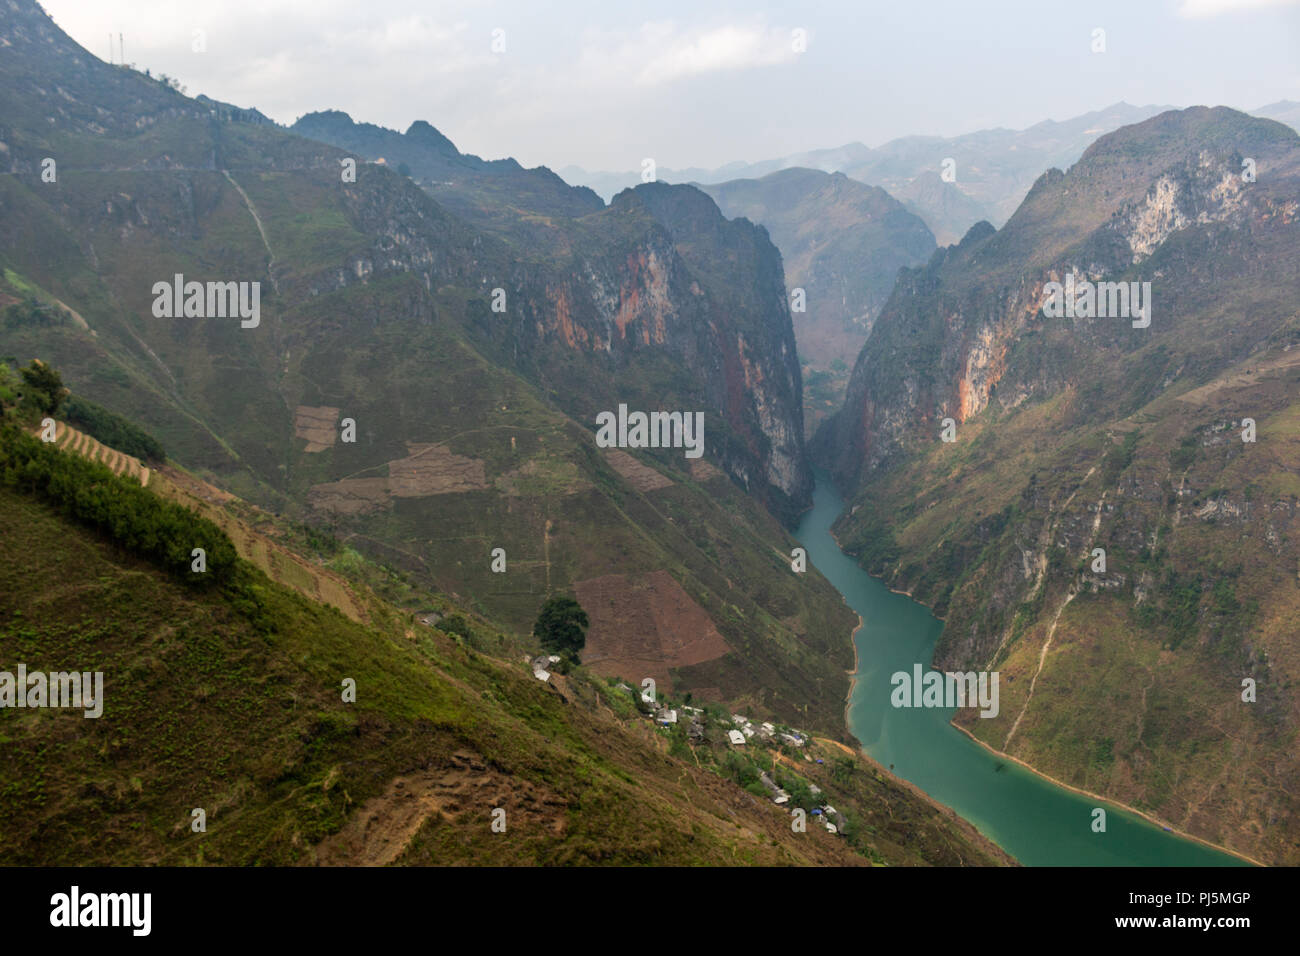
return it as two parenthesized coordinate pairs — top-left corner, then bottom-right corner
(560, 103), (1175, 244)
(699, 169), (936, 430)
(0, 0), (1028, 868)
(0, 0), (833, 743)
(0, 399), (1011, 866)
(1252, 100), (1300, 134)
(289, 110), (605, 240)
(815, 106), (1300, 864)
(558, 143), (876, 205)
(837, 103), (1177, 244)
(285, 112), (811, 522)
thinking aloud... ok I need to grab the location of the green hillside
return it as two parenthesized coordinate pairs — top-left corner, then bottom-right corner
(0, 418), (1010, 866)
(0, 0), (847, 736)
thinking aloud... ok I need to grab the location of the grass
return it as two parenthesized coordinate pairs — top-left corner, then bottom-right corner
(0, 475), (1012, 866)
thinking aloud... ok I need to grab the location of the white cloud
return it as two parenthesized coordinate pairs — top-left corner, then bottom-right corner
(575, 20), (802, 89)
(636, 23), (800, 86)
(1177, 0), (1300, 18)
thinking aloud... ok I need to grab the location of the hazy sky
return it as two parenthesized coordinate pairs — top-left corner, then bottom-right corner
(40, 0), (1300, 172)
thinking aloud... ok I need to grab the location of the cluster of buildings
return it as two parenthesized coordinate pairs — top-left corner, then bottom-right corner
(605, 684), (844, 835)
(722, 712), (807, 750)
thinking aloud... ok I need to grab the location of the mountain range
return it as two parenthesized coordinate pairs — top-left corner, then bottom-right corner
(561, 101), (1300, 247)
(0, 0), (847, 757)
(0, 0), (1028, 866)
(3, 0), (1297, 869)
(815, 105), (1300, 865)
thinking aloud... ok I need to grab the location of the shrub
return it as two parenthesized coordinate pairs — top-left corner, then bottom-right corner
(0, 426), (232, 585)
(64, 395), (166, 462)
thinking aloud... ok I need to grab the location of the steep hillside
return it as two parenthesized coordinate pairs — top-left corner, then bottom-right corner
(701, 169), (936, 430)
(288, 114), (811, 520)
(0, 0), (837, 733)
(816, 107), (1300, 864)
(0, 416), (1012, 867)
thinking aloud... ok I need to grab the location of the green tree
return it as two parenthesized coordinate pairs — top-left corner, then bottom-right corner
(0, 362), (20, 413)
(532, 595), (589, 662)
(19, 359), (67, 415)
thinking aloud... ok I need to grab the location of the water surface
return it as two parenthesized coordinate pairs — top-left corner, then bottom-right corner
(796, 470), (1249, 866)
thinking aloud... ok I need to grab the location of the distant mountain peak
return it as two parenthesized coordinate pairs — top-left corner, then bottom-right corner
(959, 221), (996, 246)
(404, 119), (459, 154)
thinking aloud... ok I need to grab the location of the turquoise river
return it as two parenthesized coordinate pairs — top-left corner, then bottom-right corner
(795, 470), (1251, 866)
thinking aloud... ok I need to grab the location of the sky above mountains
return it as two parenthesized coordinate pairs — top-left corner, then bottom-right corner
(40, 0), (1300, 172)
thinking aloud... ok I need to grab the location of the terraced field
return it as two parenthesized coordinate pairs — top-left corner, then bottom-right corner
(28, 417), (371, 623)
(33, 419), (151, 486)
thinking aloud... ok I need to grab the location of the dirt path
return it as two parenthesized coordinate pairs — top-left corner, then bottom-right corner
(992, 465), (1097, 663)
(1003, 482), (1107, 751)
(222, 170), (280, 295)
(1003, 587), (1076, 749)
(52, 297), (91, 333)
(543, 518), (553, 592)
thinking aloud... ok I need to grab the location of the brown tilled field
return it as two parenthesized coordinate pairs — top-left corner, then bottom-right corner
(604, 449), (673, 492)
(309, 442), (489, 515)
(574, 569), (730, 692)
(293, 404), (341, 453)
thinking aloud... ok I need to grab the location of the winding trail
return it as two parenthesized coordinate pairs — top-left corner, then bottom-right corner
(222, 170), (280, 295)
(1003, 587), (1076, 750)
(1004, 485), (1108, 750)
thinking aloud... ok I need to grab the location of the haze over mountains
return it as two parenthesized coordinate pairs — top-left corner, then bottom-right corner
(698, 169), (937, 429)
(2, 0), (1298, 873)
(562, 102), (1300, 246)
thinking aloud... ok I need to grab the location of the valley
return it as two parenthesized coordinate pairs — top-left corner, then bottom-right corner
(1, 0), (1296, 876)
(798, 470), (1254, 866)
(816, 106), (1300, 865)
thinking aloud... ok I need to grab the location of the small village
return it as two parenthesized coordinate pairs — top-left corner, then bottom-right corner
(523, 653), (849, 838)
(635, 689), (846, 836)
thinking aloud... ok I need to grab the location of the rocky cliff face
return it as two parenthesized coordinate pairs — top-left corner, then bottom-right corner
(269, 167), (812, 515)
(699, 169), (937, 435)
(814, 107), (1300, 863)
(621, 183), (809, 510)
(473, 182), (812, 518)
(819, 108), (1299, 491)
(283, 117), (813, 519)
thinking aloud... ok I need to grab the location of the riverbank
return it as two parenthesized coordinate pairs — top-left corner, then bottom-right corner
(809, 735), (1020, 867)
(947, 721), (1264, 867)
(801, 469), (1250, 867)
